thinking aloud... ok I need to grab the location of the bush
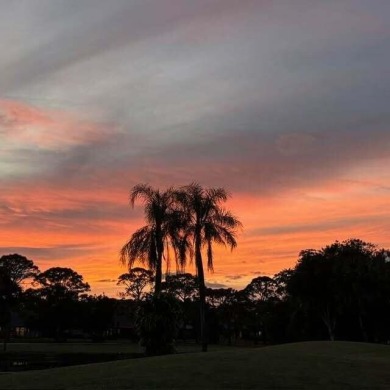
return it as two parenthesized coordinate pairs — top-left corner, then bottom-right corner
(135, 293), (182, 356)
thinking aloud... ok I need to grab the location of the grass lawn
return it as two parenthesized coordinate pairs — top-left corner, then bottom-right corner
(3, 341), (142, 354)
(1, 341), (390, 389)
(2, 340), (218, 354)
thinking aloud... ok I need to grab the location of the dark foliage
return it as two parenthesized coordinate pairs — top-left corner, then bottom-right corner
(135, 293), (182, 355)
(117, 267), (154, 301)
(0, 254), (39, 286)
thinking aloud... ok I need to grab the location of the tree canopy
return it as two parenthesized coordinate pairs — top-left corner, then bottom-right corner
(0, 253), (39, 287)
(34, 267), (90, 300)
(117, 267), (154, 301)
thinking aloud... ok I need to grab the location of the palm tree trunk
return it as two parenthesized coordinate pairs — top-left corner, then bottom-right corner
(321, 306), (336, 341)
(195, 234), (207, 352)
(154, 227), (163, 295)
(155, 253), (162, 295)
(358, 313), (368, 342)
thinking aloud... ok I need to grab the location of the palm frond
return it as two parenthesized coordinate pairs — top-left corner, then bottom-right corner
(215, 208), (243, 229)
(206, 187), (229, 203)
(120, 225), (157, 270)
(207, 239), (214, 272)
(129, 184), (154, 208)
(214, 224), (238, 250)
(174, 232), (193, 272)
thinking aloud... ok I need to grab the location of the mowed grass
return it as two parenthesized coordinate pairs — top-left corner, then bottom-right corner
(1, 341), (390, 389)
(3, 340), (210, 354)
(3, 341), (141, 354)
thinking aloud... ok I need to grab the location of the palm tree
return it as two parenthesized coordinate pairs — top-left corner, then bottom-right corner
(120, 184), (184, 294)
(176, 183), (242, 351)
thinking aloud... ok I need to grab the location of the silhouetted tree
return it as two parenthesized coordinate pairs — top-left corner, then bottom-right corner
(286, 239), (389, 342)
(161, 273), (199, 341)
(33, 267), (90, 340)
(244, 276), (278, 302)
(287, 248), (341, 341)
(327, 239), (388, 341)
(162, 273), (199, 302)
(117, 267), (154, 301)
(0, 253), (39, 288)
(206, 287), (235, 308)
(176, 183), (242, 352)
(135, 293), (182, 355)
(0, 267), (20, 351)
(273, 269), (294, 299)
(34, 267), (90, 299)
(120, 184), (186, 294)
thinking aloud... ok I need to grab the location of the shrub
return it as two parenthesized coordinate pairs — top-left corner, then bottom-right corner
(135, 293), (182, 356)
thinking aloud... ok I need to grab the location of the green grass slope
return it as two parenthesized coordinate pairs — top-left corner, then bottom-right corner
(1, 341), (390, 389)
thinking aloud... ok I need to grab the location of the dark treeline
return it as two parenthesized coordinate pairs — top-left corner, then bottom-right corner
(119, 237), (390, 347)
(1, 238), (390, 353)
(0, 255), (114, 350)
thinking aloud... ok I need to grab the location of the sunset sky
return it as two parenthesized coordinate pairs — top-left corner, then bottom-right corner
(1, 0), (389, 296)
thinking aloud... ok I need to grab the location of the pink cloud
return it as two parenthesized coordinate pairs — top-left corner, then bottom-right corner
(0, 99), (110, 150)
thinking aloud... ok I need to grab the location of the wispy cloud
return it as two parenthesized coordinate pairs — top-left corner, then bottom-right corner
(206, 281), (228, 289)
(0, 100), (110, 150)
(96, 279), (117, 283)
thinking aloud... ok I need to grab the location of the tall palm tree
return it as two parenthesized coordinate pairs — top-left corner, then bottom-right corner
(176, 183), (242, 351)
(120, 184), (184, 294)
